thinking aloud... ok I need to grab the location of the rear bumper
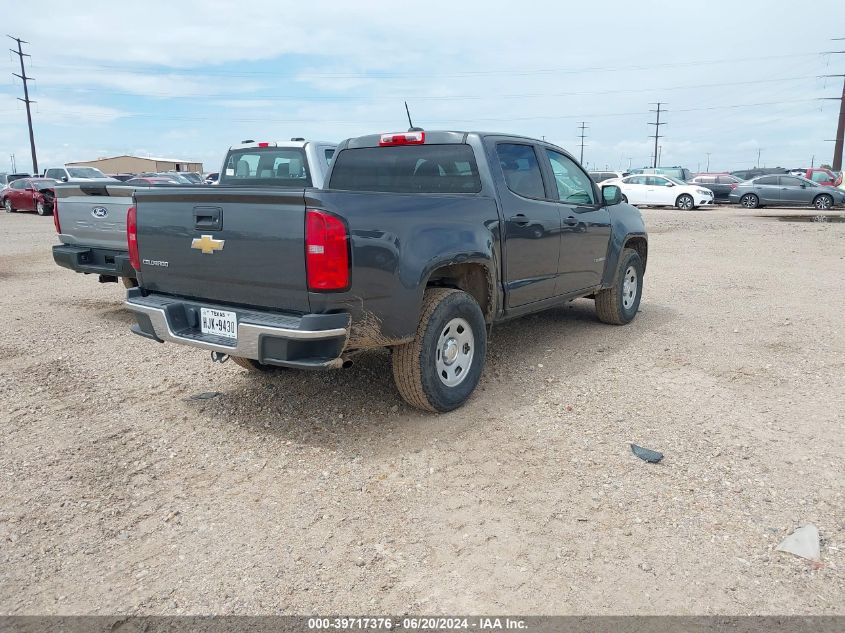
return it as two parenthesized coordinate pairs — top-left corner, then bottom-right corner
(124, 289), (350, 370)
(52, 244), (135, 279)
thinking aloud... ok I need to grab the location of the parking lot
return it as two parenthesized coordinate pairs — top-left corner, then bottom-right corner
(1, 206), (843, 614)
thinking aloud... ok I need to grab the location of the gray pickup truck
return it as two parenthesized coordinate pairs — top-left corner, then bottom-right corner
(126, 130), (647, 412)
(52, 139), (335, 286)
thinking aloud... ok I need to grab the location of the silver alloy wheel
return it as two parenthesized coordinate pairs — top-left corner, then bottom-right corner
(36, 200), (46, 215)
(3, 199), (10, 213)
(622, 265), (638, 310)
(814, 195), (832, 210)
(435, 317), (474, 387)
(741, 194), (757, 208)
(677, 195), (693, 210)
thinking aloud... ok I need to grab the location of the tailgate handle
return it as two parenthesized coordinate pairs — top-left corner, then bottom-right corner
(193, 206), (222, 231)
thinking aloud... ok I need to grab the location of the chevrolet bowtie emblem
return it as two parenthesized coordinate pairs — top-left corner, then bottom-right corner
(191, 234), (225, 254)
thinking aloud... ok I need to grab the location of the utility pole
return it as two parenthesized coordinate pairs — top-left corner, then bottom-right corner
(658, 145), (662, 167)
(705, 152), (711, 172)
(756, 148), (761, 168)
(10, 154), (16, 172)
(577, 122), (588, 165)
(8, 36), (38, 175)
(627, 157), (632, 170)
(820, 41), (844, 171)
(648, 102), (665, 169)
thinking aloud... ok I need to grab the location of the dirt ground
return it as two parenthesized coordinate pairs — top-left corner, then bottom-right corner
(1, 206), (843, 615)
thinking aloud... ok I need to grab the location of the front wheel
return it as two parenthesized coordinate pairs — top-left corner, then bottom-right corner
(594, 248), (644, 325)
(36, 199), (50, 216)
(676, 194), (695, 210)
(392, 288), (487, 412)
(813, 194), (833, 211)
(621, 194), (628, 203)
(740, 193), (759, 209)
(3, 198), (12, 213)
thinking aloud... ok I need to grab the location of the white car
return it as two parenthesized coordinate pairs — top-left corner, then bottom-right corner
(607, 174), (714, 210)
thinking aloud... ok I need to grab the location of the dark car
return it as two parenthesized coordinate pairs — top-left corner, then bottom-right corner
(1, 177), (59, 215)
(730, 167), (788, 181)
(630, 166), (693, 182)
(0, 173), (32, 186)
(124, 129), (647, 412)
(729, 174), (845, 210)
(689, 173), (743, 203)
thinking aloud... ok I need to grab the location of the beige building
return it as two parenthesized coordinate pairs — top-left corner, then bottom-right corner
(67, 155), (203, 174)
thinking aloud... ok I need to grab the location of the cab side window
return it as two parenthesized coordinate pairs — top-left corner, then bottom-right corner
(497, 143), (546, 199)
(545, 150), (595, 205)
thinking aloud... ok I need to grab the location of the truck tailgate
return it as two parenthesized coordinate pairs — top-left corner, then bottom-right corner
(134, 187), (310, 313)
(55, 183), (134, 250)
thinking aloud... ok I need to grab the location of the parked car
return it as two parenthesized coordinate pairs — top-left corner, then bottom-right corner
(630, 166), (693, 182)
(218, 139), (336, 188)
(124, 129), (647, 412)
(0, 172), (31, 186)
(107, 173), (136, 182)
(689, 173), (743, 203)
(607, 174), (714, 209)
(729, 174), (845, 209)
(1, 177), (59, 215)
(125, 176), (184, 186)
(43, 166), (117, 183)
(589, 170), (629, 184)
(804, 168), (843, 188)
(169, 171), (205, 184)
(729, 167), (788, 181)
(203, 172), (219, 185)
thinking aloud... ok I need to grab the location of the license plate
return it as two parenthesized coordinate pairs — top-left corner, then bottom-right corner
(200, 308), (237, 340)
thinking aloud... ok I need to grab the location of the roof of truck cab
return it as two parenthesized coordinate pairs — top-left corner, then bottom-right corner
(342, 130), (574, 150)
(228, 140), (336, 150)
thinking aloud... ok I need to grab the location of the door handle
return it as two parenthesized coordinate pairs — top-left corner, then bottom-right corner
(564, 216), (578, 226)
(193, 206), (223, 231)
(510, 213), (530, 226)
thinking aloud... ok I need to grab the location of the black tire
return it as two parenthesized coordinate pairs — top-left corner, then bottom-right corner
(676, 194), (695, 210)
(36, 199), (51, 216)
(3, 198), (13, 213)
(594, 248), (644, 325)
(230, 356), (286, 372)
(813, 194), (833, 211)
(391, 288), (487, 412)
(740, 193), (759, 209)
(121, 277), (138, 289)
(621, 194), (628, 203)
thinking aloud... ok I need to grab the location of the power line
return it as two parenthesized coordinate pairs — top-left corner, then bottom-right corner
(8, 35), (38, 174)
(648, 102), (665, 168)
(577, 122), (588, 164)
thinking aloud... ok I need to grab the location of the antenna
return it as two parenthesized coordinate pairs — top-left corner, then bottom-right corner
(405, 101), (423, 132)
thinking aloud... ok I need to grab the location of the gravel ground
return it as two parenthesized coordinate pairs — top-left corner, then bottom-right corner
(1, 206), (843, 615)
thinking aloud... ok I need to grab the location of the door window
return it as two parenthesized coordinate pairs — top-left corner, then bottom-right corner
(624, 176), (648, 185)
(497, 143), (546, 199)
(646, 176), (670, 186)
(779, 176), (805, 187)
(756, 176), (778, 185)
(545, 150), (595, 205)
(11, 179), (25, 190)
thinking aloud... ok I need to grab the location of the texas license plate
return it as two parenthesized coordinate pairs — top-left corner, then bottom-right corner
(200, 308), (237, 339)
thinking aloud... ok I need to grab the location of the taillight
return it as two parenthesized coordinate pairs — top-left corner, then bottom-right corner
(257, 142), (270, 147)
(729, 183), (737, 190)
(379, 131), (425, 146)
(53, 198), (61, 234)
(305, 208), (349, 291)
(127, 206), (140, 271)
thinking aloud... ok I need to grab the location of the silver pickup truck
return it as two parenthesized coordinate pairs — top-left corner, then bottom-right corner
(51, 139), (336, 286)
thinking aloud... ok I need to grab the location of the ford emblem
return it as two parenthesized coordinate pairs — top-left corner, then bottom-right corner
(92, 207), (108, 218)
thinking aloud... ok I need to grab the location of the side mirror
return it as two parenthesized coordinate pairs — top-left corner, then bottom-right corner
(602, 184), (622, 206)
(61, 176), (68, 182)
(665, 182), (675, 187)
(800, 183), (806, 188)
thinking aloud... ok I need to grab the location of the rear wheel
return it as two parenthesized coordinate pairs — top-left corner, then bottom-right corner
(676, 194), (695, 210)
(595, 248), (643, 325)
(740, 193), (759, 209)
(3, 198), (12, 213)
(813, 194), (833, 211)
(391, 288), (487, 412)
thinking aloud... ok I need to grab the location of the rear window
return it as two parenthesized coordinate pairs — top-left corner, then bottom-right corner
(220, 147), (312, 187)
(329, 144), (481, 194)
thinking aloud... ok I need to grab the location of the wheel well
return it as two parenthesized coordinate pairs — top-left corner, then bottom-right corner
(624, 237), (648, 273)
(426, 263), (493, 322)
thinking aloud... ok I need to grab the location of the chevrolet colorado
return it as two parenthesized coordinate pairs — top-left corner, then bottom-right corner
(125, 130), (648, 412)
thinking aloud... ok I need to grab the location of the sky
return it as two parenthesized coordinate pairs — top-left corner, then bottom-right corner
(1, 0), (843, 175)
